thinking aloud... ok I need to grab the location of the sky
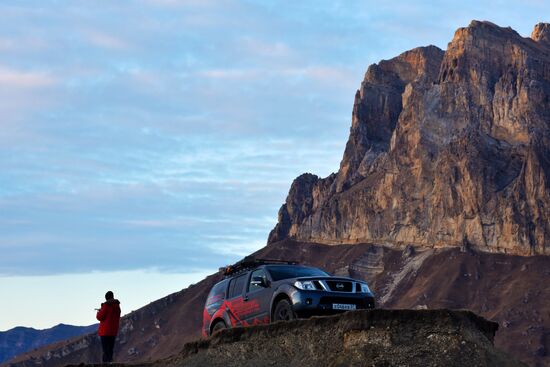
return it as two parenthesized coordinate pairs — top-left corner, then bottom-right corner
(1, 0), (549, 330)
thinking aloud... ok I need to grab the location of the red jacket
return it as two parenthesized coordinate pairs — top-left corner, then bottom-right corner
(96, 299), (121, 336)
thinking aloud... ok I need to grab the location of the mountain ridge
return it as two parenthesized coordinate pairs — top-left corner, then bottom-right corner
(0, 323), (96, 364)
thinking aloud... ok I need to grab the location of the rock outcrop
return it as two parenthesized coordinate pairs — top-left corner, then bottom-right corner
(123, 310), (523, 367)
(269, 21), (550, 255)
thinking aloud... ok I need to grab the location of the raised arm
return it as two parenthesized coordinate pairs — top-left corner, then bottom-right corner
(96, 304), (106, 321)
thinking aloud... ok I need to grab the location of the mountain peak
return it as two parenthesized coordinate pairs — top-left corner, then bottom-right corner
(446, 20), (520, 48)
(468, 20), (504, 29)
(465, 20), (517, 35)
(531, 22), (550, 44)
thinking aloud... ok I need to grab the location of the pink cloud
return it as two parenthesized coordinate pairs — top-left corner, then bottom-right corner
(0, 66), (56, 88)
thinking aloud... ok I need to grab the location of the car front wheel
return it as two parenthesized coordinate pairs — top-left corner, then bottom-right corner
(273, 299), (296, 322)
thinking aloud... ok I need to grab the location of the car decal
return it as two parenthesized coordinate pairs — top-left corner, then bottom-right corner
(227, 297), (260, 317)
(202, 296), (269, 336)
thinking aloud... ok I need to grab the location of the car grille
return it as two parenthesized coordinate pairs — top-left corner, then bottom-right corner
(325, 280), (353, 292)
(313, 280), (324, 290)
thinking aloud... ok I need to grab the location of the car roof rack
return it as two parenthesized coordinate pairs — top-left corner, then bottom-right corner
(220, 256), (299, 277)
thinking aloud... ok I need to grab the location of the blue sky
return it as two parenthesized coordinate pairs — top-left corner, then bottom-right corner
(1, 0), (549, 329)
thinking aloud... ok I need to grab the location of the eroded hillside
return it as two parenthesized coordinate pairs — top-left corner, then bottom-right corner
(5, 241), (549, 367)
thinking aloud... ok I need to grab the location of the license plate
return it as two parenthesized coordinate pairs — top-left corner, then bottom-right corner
(332, 303), (356, 311)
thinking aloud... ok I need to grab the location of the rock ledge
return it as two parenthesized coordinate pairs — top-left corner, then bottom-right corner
(150, 309), (523, 367)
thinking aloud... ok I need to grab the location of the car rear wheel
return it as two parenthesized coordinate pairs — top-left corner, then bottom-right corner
(211, 320), (227, 335)
(273, 299), (296, 322)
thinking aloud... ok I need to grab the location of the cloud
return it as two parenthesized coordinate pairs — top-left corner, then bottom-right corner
(2, 0), (550, 280)
(143, 0), (206, 7)
(0, 66), (56, 88)
(206, 239), (266, 257)
(238, 37), (292, 58)
(0, 36), (49, 52)
(198, 65), (354, 87)
(0, 129), (345, 276)
(86, 31), (129, 50)
(281, 66), (356, 85)
(0, 38), (15, 50)
(199, 68), (261, 80)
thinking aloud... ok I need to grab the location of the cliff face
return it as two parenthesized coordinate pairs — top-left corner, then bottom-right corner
(269, 21), (550, 255)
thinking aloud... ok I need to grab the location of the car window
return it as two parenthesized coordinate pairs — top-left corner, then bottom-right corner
(205, 280), (227, 315)
(228, 274), (247, 298)
(248, 269), (267, 292)
(206, 281), (227, 306)
(267, 266), (329, 281)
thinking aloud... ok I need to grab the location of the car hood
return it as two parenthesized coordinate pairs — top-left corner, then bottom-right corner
(293, 276), (365, 283)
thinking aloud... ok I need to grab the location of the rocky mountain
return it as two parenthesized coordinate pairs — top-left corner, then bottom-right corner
(269, 21), (550, 256)
(0, 324), (96, 364)
(71, 310), (525, 367)
(3, 20), (550, 367)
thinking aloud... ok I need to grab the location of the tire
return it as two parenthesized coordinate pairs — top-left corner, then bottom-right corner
(273, 299), (296, 322)
(211, 320), (227, 335)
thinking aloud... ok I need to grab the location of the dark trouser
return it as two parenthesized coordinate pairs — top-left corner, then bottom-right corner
(100, 335), (116, 363)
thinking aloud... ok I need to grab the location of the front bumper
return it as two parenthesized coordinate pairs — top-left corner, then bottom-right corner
(289, 289), (375, 317)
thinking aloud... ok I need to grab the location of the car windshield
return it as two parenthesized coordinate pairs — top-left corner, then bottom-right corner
(266, 265), (329, 281)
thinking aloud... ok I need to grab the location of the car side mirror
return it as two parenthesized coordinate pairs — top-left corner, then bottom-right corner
(251, 276), (269, 288)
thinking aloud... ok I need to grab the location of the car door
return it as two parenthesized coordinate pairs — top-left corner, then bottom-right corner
(224, 273), (249, 327)
(243, 268), (271, 325)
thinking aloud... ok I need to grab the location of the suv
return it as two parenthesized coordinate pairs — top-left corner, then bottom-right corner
(202, 258), (375, 336)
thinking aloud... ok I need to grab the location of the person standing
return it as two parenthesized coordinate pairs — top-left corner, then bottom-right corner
(96, 291), (121, 363)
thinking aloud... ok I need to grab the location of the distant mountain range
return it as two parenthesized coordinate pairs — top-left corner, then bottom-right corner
(0, 324), (96, 364)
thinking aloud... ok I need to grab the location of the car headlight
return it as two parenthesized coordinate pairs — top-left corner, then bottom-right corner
(294, 280), (316, 290)
(360, 283), (371, 294)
